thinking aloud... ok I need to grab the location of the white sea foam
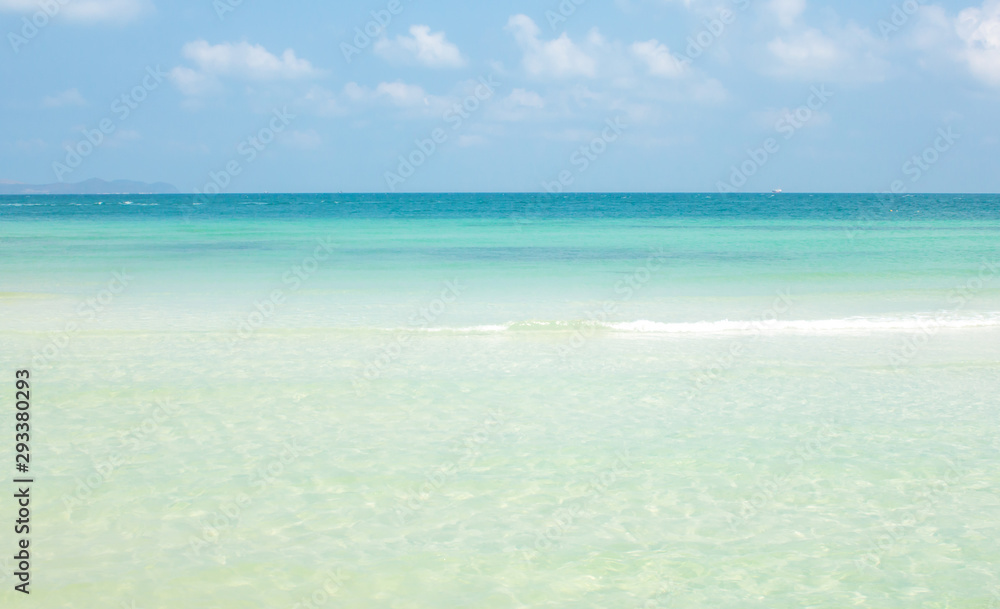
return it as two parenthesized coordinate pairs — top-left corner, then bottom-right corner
(396, 314), (1000, 335)
(605, 314), (1000, 333)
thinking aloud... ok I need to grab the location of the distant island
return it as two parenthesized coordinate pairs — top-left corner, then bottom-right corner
(0, 178), (178, 195)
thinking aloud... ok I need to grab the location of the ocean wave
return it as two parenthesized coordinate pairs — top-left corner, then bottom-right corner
(605, 315), (1000, 333)
(382, 314), (1000, 335)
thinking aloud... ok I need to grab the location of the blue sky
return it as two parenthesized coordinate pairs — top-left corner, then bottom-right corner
(1, 0), (998, 193)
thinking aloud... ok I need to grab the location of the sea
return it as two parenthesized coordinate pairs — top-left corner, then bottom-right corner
(1, 193), (999, 608)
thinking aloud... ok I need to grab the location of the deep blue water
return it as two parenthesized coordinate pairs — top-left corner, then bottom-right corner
(1, 192), (998, 221)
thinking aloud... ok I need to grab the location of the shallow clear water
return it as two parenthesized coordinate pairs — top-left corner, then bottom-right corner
(1, 194), (999, 607)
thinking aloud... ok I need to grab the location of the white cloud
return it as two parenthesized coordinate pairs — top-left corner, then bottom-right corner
(342, 82), (368, 103)
(293, 14), (726, 128)
(768, 29), (841, 71)
(180, 40), (320, 80)
(338, 80), (450, 117)
(374, 81), (431, 107)
(506, 88), (545, 108)
(765, 24), (887, 82)
(375, 25), (465, 68)
(686, 78), (729, 103)
(906, 5), (954, 51)
(170, 40), (322, 96)
(630, 40), (688, 77)
(493, 13), (728, 125)
(768, 0), (806, 28)
(955, 0), (1000, 86)
(169, 67), (221, 97)
(489, 88), (546, 121)
(506, 14), (597, 78)
(326, 76), (512, 121)
(902, 2), (1000, 88)
(0, 0), (151, 23)
(503, 14), (721, 97)
(302, 86), (345, 117)
(43, 88), (86, 108)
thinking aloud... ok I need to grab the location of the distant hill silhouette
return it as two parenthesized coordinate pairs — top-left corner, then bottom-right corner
(0, 178), (178, 195)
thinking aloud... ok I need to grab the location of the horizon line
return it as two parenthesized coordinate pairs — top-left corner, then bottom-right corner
(3, 191), (1000, 196)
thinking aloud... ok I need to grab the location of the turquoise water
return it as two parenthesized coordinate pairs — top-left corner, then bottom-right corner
(1, 194), (999, 607)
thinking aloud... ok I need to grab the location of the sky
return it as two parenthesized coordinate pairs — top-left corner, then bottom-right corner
(1, 0), (999, 193)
